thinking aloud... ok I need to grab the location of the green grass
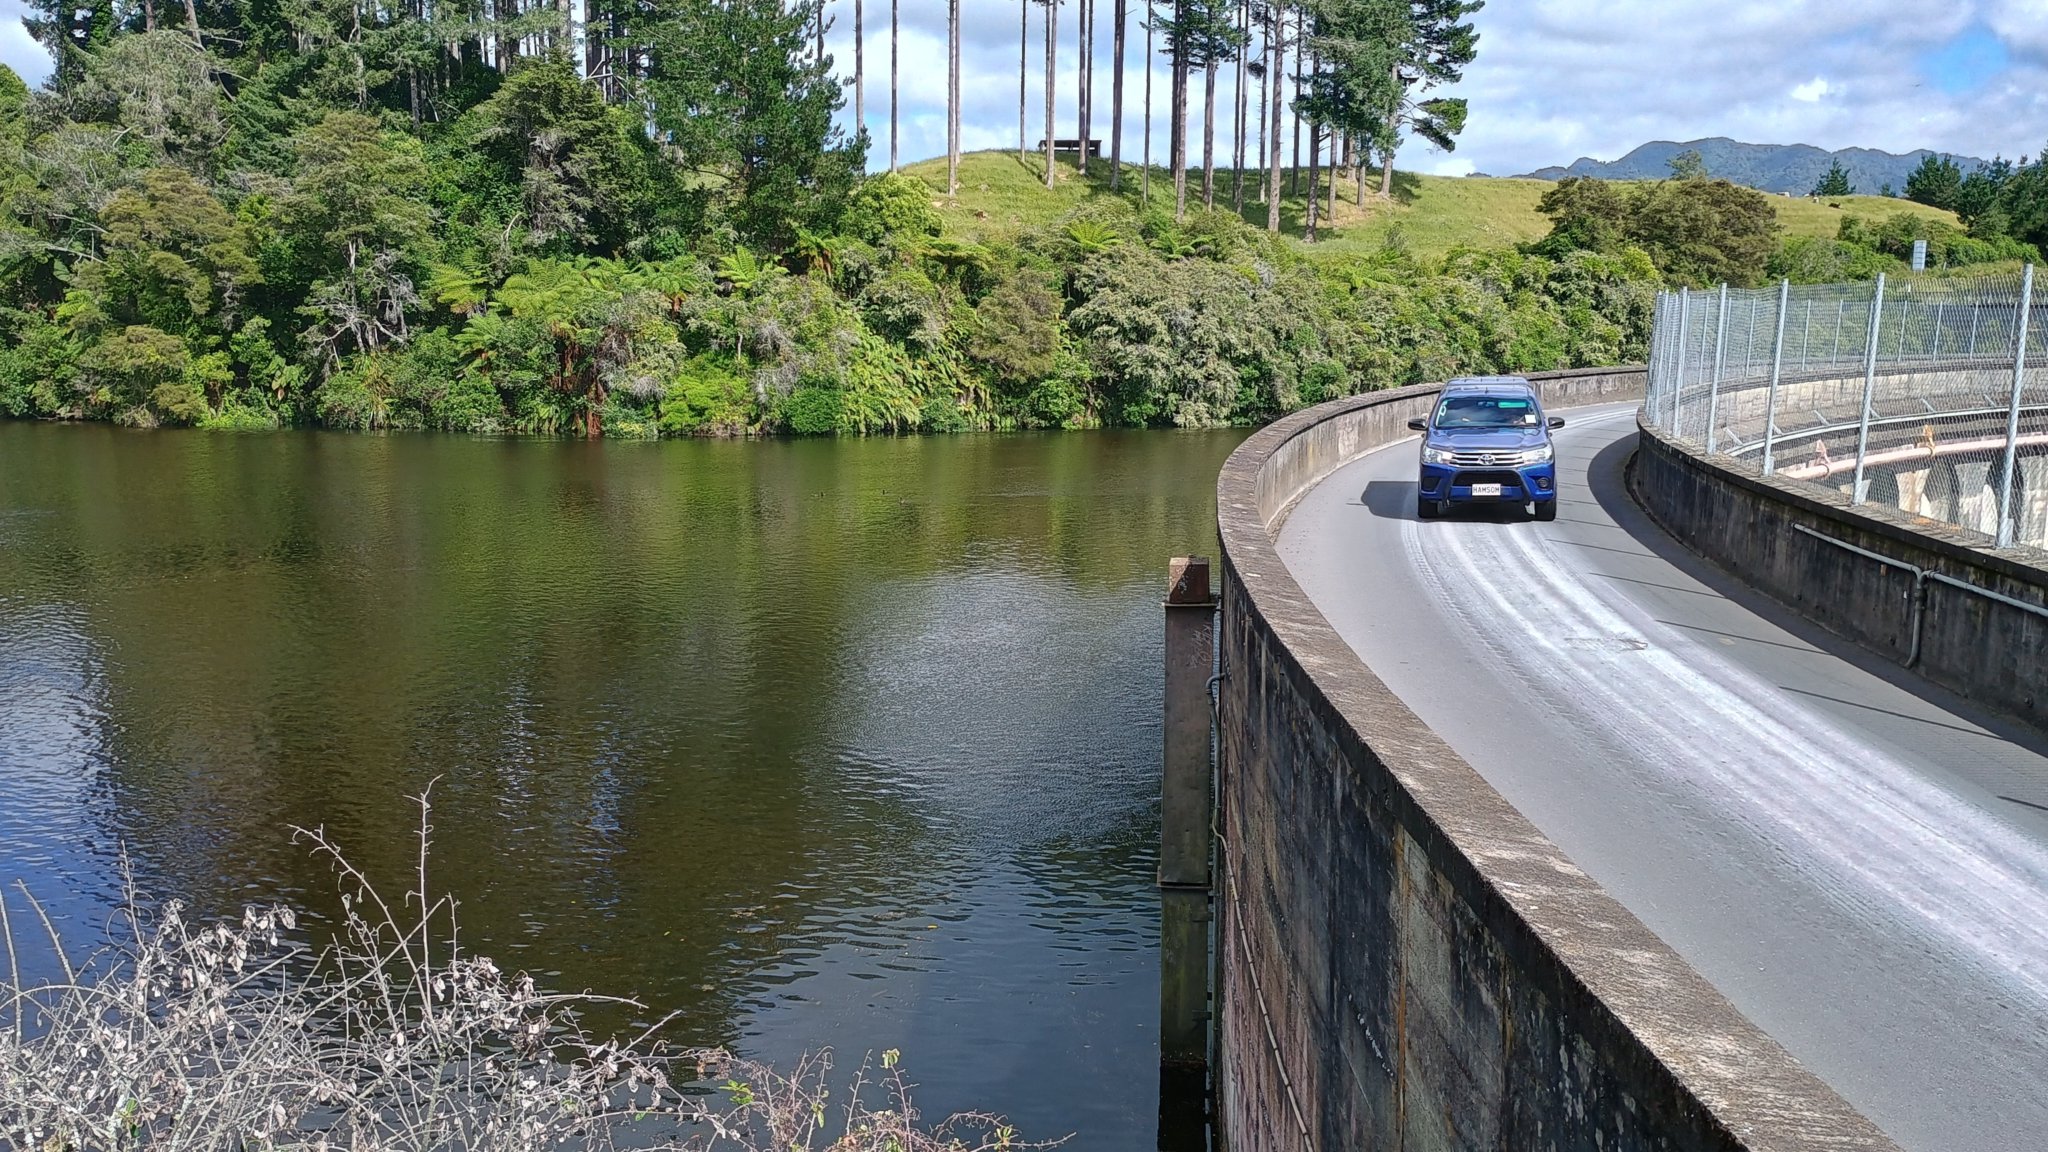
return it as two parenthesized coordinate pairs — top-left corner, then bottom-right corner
(899, 150), (1962, 261)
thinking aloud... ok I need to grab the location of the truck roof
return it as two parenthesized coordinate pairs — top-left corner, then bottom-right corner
(1441, 375), (1535, 395)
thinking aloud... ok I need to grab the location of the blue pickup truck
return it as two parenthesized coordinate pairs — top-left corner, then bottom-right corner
(1406, 377), (1565, 521)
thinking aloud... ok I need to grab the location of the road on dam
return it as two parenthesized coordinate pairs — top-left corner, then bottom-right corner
(1276, 403), (2048, 1152)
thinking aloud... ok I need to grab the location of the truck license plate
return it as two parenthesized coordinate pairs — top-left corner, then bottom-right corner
(1471, 483), (1503, 497)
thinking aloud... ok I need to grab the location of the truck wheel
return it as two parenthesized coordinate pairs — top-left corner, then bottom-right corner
(1417, 497), (1440, 520)
(1534, 500), (1558, 522)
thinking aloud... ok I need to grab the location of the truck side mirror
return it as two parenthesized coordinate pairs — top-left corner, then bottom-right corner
(1406, 418), (1427, 431)
(1547, 417), (1566, 429)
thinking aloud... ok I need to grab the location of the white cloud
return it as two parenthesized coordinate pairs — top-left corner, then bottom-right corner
(831, 1), (2045, 176)
(0, 4), (50, 88)
(1790, 77), (1831, 103)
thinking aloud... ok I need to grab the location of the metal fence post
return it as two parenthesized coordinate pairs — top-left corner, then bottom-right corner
(1932, 299), (1945, 359)
(1834, 298), (1846, 365)
(1671, 287), (1690, 432)
(1706, 284), (1729, 452)
(1800, 296), (1812, 372)
(1745, 292), (1762, 377)
(1852, 274), (1887, 504)
(1763, 279), (1790, 475)
(1996, 264), (2036, 548)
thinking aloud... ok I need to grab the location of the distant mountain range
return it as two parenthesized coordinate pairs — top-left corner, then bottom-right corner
(1516, 138), (1989, 196)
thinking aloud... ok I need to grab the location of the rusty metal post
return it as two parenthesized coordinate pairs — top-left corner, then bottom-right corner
(1160, 555), (1217, 1135)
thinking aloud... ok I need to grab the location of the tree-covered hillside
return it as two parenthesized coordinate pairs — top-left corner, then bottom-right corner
(1520, 139), (1989, 198)
(0, 0), (2030, 437)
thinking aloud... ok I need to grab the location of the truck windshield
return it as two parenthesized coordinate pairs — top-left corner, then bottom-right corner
(1434, 395), (1540, 428)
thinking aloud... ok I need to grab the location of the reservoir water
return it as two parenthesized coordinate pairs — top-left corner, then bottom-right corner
(0, 421), (1246, 1148)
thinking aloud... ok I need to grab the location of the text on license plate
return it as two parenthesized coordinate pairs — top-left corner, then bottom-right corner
(1470, 483), (1503, 497)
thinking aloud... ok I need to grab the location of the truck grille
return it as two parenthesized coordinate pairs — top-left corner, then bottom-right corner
(1449, 450), (1525, 467)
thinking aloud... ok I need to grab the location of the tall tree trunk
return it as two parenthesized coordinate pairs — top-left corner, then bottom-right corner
(1201, 58), (1216, 209)
(1020, 0), (1028, 162)
(817, 0), (825, 67)
(1304, 122), (1319, 242)
(495, 0), (514, 72)
(947, 0), (960, 194)
(1077, 0), (1091, 177)
(1141, 1), (1153, 203)
(890, 0), (899, 171)
(182, 0), (200, 42)
(584, 0), (604, 93)
(143, 0), (155, 33)
(1265, 5), (1282, 232)
(1290, 8), (1302, 196)
(1256, 3), (1268, 205)
(1110, 0), (1126, 189)
(854, 0), (864, 143)
(1044, 0), (1058, 188)
(1170, 15), (1187, 219)
(1329, 126), (1338, 222)
(1379, 64), (1398, 199)
(1231, 0), (1247, 211)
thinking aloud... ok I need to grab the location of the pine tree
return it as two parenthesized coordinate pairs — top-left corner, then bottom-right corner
(1044, 0), (1059, 188)
(1811, 157), (1854, 198)
(947, 0), (960, 194)
(1231, 0), (1249, 210)
(1159, 0), (1245, 218)
(889, 0), (900, 170)
(1142, 0), (1155, 202)
(1904, 154), (1962, 211)
(1078, 0), (1093, 176)
(1020, 0), (1030, 161)
(1110, 0), (1128, 188)
(1374, 0), (1480, 201)
(1265, 1), (1285, 230)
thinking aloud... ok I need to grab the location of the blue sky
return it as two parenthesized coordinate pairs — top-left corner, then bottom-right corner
(1, 0), (2042, 175)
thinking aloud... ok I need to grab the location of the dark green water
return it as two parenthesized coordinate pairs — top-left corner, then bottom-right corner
(0, 421), (1244, 1147)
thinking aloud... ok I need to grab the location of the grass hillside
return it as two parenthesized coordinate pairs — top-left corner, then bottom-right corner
(904, 150), (1961, 261)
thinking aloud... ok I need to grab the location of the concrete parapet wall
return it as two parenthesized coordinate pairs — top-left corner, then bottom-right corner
(1632, 416), (2048, 729)
(1214, 368), (1897, 1152)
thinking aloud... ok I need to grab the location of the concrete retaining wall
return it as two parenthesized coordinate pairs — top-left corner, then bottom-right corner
(1632, 416), (2048, 729)
(1214, 368), (1897, 1152)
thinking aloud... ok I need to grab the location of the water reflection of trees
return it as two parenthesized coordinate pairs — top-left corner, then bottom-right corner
(0, 423), (1241, 1043)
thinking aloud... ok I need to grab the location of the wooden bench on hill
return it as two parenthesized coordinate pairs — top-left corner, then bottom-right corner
(1036, 138), (1103, 157)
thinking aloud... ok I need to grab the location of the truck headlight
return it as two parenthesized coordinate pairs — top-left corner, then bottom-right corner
(1521, 443), (1554, 465)
(1421, 445), (1454, 465)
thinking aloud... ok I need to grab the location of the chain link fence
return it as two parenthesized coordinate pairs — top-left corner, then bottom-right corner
(1645, 266), (2048, 549)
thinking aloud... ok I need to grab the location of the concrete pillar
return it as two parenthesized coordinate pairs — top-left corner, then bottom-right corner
(1160, 556), (1216, 1078)
(1162, 556), (1216, 886)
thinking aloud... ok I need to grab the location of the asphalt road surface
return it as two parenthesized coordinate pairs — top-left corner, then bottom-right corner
(1276, 402), (2048, 1152)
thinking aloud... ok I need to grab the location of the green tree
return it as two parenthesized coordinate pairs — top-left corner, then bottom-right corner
(1667, 148), (1706, 180)
(1529, 176), (1629, 256)
(1301, 0), (1404, 205)
(637, 0), (863, 248)
(283, 112), (433, 366)
(285, 111), (431, 275)
(1955, 158), (2013, 235)
(60, 33), (226, 173)
(1628, 177), (1779, 287)
(466, 55), (673, 255)
(1811, 158), (1853, 197)
(63, 166), (261, 348)
(1371, 0), (1482, 201)
(1904, 154), (1962, 211)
